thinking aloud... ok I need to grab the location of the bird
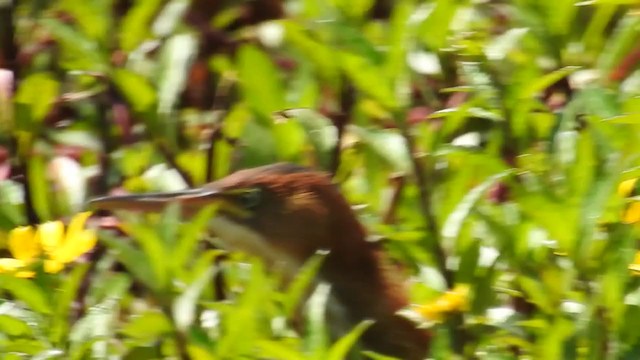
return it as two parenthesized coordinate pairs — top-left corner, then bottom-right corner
(90, 163), (430, 359)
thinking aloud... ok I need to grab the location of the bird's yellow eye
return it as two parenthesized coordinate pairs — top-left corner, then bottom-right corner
(237, 188), (262, 210)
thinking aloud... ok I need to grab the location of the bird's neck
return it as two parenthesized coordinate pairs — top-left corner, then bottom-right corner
(319, 216), (429, 359)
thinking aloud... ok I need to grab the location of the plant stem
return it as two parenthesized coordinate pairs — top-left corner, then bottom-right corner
(396, 115), (452, 287)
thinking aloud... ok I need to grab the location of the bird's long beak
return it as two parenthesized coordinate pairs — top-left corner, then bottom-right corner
(89, 189), (227, 214)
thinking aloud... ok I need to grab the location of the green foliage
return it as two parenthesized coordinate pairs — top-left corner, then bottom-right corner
(1, 0), (640, 358)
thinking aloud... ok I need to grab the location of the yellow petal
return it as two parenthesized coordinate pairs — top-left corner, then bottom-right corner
(416, 306), (444, 322)
(619, 178), (638, 197)
(44, 260), (65, 274)
(623, 202), (640, 224)
(15, 271), (35, 278)
(50, 229), (97, 264)
(443, 284), (470, 311)
(66, 212), (92, 241)
(0, 258), (26, 272)
(36, 221), (65, 254)
(73, 229), (97, 256)
(8, 226), (40, 261)
(0, 258), (33, 278)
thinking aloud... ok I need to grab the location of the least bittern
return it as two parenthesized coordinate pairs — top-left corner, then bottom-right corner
(90, 163), (430, 359)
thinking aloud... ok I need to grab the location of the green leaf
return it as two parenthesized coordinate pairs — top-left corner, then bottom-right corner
(32, 349), (65, 360)
(239, 120), (278, 167)
(120, 311), (172, 340)
(419, 0), (460, 50)
(173, 205), (219, 271)
(520, 66), (579, 99)
(119, 142), (154, 177)
(216, 261), (270, 357)
(57, 0), (112, 42)
(152, 0), (190, 38)
(385, 0), (414, 79)
(256, 340), (305, 360)
(119, 0), (163, 51)
(123, 346), (163, 360)
(442, 171), (511, 243)
(173, 266), (215, 331)
(122, 222), (169, 291)
(69, 277), (129, 357)
(517, 192), (579, 252)
(100, 232), (158, 291)
(340, 52), (396, 109)
(598, 13), (640, 78)
(331, 0), (374, 19)
(69, 299), (119, 358)
(0, 275), (52, 314)
(1, 339), (47, 355)
(50, 263), (90, 345)
(112, 69), (157, 113)
(485, 28), (529, 61)
(278, 109), (337, 169)
(27, 155), (52, 221)
(14, 73), (59, 124)
(456, 240), (480, 284)
(50, 130), (103, 152)
(305, 283), (332, 358)
(159, 202), (181, 249)
(0, 314), (33, 336)
(40, 18), (107, 71)
(520, 275), (557, 315)
(282, 21), (338, 84)
(273, 118), (307, 161)
(157, 33), (197, 115)
(283, 252), (326, 317)
(212, 104), (252, 179)
(237, 44), (285, 119)
(326, 320), (373, 360)
(354, 126), (412, 173)
(331, 21), (382, 65)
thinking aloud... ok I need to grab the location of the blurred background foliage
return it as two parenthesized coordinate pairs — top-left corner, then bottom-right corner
(0, 0), (640, 358)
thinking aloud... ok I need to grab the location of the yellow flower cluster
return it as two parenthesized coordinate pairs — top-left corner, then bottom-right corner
(415, 284), (470, 322)
(0, 212), (96, 278)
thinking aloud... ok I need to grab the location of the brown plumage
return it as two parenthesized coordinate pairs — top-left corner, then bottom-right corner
(90, 163), (430, 359)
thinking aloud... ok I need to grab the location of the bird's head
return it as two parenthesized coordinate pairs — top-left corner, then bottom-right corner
(90, 163), (367, 272)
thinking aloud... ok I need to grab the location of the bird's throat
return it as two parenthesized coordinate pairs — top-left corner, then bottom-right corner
(207, 216), (302, 274)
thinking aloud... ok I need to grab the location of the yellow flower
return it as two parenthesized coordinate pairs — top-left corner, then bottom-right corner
(619, 178), (640, 224)
(0, 212), (96, 277)
(415, 284), (470, 322)
(618, 178), (638, 198)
